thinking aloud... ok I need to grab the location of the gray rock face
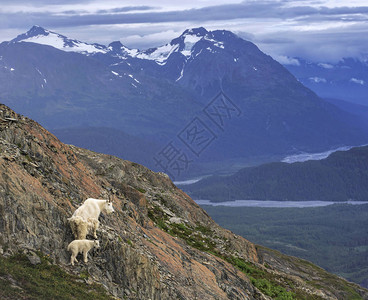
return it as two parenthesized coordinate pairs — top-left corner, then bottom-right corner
(26, 251), (41, 265)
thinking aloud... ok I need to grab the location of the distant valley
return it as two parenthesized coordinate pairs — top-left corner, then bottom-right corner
(201, 203), (368, 289)
(183, 145), (368, 202)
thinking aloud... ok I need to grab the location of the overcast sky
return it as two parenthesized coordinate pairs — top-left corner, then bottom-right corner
(1, 0), (367, 63)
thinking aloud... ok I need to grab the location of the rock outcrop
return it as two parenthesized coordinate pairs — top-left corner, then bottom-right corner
(0, 103), (367, 299)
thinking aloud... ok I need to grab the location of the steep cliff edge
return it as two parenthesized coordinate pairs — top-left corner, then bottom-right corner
(0, 103), (367, 299)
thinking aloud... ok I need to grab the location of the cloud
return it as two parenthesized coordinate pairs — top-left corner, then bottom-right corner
(2, 1), (368, 30)
(0, 0), (367, 62)
(273, 55), (301, 66)
(0, 0), (92, 4)
(96, 6), (156, 14)
(3, 2), (367, 29)
(119, 30), (182, 49)
(257, 24), (368, 62)
(350, 78), (365, 85)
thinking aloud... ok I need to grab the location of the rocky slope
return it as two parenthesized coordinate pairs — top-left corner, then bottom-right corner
(0, 103), (367, 299)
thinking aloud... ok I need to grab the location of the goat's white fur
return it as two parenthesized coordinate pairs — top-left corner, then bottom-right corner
(67, 239), (100, 266)
(68, 216), (99, 240)
(68, 198), (114, 239)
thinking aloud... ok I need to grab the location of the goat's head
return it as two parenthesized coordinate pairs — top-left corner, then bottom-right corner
(104, 196), (115, 214)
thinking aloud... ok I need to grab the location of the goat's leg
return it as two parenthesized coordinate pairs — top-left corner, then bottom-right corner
(83, 250), (88, 263)
(70, 253), (77, 266)
(93, 220), (99, 239)
(77, 223), (88, 240)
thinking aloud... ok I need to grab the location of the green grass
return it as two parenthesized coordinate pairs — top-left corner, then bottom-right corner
(135, 187), (146, 194)
(221, 255), (300, 299)
(146, 203), (324, 299)
(0, 252), (114, 300)
(147, 204), (169, 231)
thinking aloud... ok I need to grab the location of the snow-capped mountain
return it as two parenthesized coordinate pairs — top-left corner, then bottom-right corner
(9, 25), (270, 88)
(11, 25), (108, 55)
(1, 26), (368, 178)
(106, 26), (289, 97)
(104, 27), (227, 66)
(282, 57), (368, 106)
(11, 26), (226, 65)
(124, 27), (226, 65)
(11, 26), (368, 106)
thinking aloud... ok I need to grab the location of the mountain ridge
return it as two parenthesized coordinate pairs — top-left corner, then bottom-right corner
(1, 26), (368, 179)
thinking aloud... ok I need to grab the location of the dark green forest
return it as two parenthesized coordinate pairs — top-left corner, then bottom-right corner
(201, 203), (368, 288)
(184, 146), (368, 201)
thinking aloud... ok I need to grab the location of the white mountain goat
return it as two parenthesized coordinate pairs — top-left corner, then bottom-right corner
(67, 239), (100, 266)
(68, 198), (115, 240)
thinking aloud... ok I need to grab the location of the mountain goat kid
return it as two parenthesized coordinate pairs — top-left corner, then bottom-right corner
(67, 239), (100, 266)
(68, 198), (115, 240)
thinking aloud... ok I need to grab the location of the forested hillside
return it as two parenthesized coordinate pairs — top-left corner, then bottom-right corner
(184, 146), (368, 201)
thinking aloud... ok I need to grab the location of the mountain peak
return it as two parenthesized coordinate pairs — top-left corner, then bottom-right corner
(173, 27), (210, 45)
(119, 27), (249, 66)
(181, 27), (208, 37)
(108, 41), (124, 50)
(212, 29), (239, 40)
(27, 25), (49, 36)
(12, 25), (51, 43)
(11, 25), (107, 55)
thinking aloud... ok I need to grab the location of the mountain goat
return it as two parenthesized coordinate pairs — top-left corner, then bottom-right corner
(68, 198), (115, 240)
(67, 239), (100, 266)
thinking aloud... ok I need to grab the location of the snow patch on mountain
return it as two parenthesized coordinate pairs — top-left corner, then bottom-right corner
(128, 74), (140, 83)
(136, 44), (179, 64)
(125, 29), (225, 65)
(176, 64), (185, 82)
(122, 47), (139, 57)
(181, 34), (202, 56)
(12, 26), (107, 55)
(134, 32), (202, 64)
(203, 37), (225, 49)
(21, 33), (106, 54)
(3, 66), (15, 72)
